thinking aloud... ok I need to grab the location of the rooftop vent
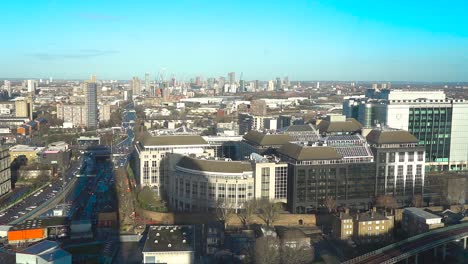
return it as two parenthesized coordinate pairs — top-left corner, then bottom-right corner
(168, 244), (172, 248)
(170, 229), (174, 232)
(182, 239), (186, 244)
(154, 240), (158, 243)
(156, 233), (160, 236)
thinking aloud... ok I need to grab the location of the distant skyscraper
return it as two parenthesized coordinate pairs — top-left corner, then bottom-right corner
(145, 73), (150, 91)
(85, 78), (98, 129)
(316, 81), (320, 89)
(4, 80), (11, 97)
(15, 97), (33, 119)
(254, 80), (259, 91)
(27, 80), (36, 94)
(275, 77), (282, 91)
(268, 80), (275, 91)
(228, 72), (235, 84)
(372, 83), (378, 89)
(284, 76), (290, 88)
(131, 76), (141, 95)
(381, 83), (387, 89)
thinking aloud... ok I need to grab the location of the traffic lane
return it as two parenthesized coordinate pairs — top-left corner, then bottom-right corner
(0, 162), (81, 224)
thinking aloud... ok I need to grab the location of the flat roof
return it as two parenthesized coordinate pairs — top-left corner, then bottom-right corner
(404, 207), (442, 220)
(11, 217), (69, 231)
(177, 156), (252, 174)
(21, 240), (59, 255)
(143, 225), (195, 253)
(142, 135), (208, 146)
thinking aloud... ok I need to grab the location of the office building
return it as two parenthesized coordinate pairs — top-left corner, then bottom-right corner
(366, 129), (425, 204)
(228, 72), (235, 84)
(275, 77), (282, 91)
(0, 146), (11, 198)
(171, 156), (254, 212)
(251, 153), (288, 202)
(135, 135), (214, 197)
(279, 136), (375, 213)
(85, 81), (98, 129)
(240, 130), (291, 159)
(143, 225), (195, 264)
(343, 90), (468, 171)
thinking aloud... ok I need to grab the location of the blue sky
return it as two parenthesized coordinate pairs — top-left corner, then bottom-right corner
(1, 0), (467, 81)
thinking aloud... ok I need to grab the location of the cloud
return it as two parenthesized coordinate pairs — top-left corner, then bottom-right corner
(74, 12), (123, 21)
(29, 49), (119, 60)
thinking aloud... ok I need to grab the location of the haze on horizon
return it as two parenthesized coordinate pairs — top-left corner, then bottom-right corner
(1, 0), (467, 82)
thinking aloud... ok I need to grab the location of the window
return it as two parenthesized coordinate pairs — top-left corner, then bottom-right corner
(417, 151), (424, 161)
(398, 152), (405, 162)
(408, 152), (414, 162)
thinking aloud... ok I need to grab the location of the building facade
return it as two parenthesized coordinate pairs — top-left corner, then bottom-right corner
(366, 130), (426, 205)
(135, 135), (214, 197)
(0, 146), (11, 198)
(56, 104), (87, 127)
(85, 82), (98, 129)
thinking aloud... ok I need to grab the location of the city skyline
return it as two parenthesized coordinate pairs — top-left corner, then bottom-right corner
(0, 0), (467, 82)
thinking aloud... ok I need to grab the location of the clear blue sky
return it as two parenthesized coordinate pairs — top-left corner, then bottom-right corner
(1, 0), (467, 81)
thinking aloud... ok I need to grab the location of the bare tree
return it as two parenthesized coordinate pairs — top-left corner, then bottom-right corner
(375, 195), (398, 210)
(281, 245), (314, 264)
(254, 236), (280, 264)
(411, 194), (423, 208)
(238, 199), (258, 228)
(258, 199), (281, 227)
(215, 199), (235, 229)
(324, 196), (337, 213)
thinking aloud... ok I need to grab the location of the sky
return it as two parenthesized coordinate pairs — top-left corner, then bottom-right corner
(0, 0), (467, 81)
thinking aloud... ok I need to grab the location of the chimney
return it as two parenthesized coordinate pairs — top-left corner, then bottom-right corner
(340, 212), (343, 218)
(373, 207), (377, 213)
(345, 208), (350, 215)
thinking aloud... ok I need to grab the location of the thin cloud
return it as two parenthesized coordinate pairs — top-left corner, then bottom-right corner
(29, 49), (119, 60)
(74, 12), (124, 21)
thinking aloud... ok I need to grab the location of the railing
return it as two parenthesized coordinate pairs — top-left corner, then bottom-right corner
(342, 222), (468, 264)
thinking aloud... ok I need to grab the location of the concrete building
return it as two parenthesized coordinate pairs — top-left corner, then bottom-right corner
(366, 129), (426, 205)
(402, 207), (444, 236)
(0, 146), (11, 198)
(135, 135), (214, 197)
(279, 135), (376, 213)
(56, 104), (87, 127)
(240, 131), (292, 159)
(343, 90), (468, 171)
(251, 153), (288, 203)
(15, 97), (33, 119)
(85, 81), (98, 129)
(143, 225), (195, 264)
(171, 156), (254, 212)
(15, 240), (71, 264)
(99, 103), (112, 124)
(131, 76), (141, 95)
(27, 79), (36, 94)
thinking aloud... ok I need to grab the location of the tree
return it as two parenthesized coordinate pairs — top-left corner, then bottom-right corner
(215, 199), (235, 229)
(254, 236), (280, 264)
(281, 245), (314, 264)
(375, 195), (398, 210)
(238, 199), (258, 228)
(411, 194), (423, 208)
(324, 196), (337, 213)
(258, 199), (281, 227)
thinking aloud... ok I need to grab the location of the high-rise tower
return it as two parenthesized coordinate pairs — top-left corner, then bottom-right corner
(85, 76), (98, 129)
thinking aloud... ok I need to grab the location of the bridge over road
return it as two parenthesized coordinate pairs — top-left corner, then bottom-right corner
(342, 222), (468, 264)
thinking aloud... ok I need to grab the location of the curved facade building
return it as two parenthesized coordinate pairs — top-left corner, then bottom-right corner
(171, 156), (254, 212)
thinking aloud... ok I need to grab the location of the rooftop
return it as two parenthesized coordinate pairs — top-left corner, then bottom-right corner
(356, 211), (389, 222)
(141, 135), (208, 146)
(278, 143), (342, 161)
(366, 130), (418, 144)
(11, 217), (69, 231)
(21, 240), (59, 255)
(143, 225), (195, 253)
(177, 156), (252, 174)
(404, 207), (442, 220)
(243, 130), (292, 146)
(316, 118), (362, 134)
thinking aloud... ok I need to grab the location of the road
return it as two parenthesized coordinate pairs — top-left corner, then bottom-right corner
(0, 160), (81, 225)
